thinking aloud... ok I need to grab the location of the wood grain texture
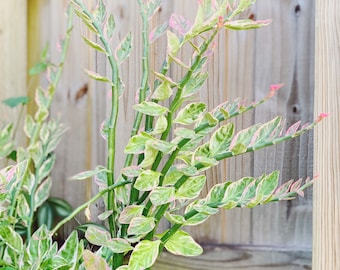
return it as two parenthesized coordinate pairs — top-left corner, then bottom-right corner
(154, 245), (311, 270)
(251, 0), (314, 248)
(313, 1), (340, 269)
(0, 0), (27, 146)
(28, 0), (93, 236)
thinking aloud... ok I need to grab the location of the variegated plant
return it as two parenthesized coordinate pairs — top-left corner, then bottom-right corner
(0, 0), (326, 269)
(0, 7), (80, 270)
(62, 1), (326, 269)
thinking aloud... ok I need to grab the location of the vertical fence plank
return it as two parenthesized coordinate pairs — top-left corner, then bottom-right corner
(251, 0), (314, 248)
(28, 0), (93, 236)
(313, 1), (340, 269)
(0, 1), (27, 146)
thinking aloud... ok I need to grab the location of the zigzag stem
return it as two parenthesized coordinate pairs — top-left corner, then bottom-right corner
(140, 30), (219, 216)
(73, 0), (119, 240)
(145, 116), (323, 240)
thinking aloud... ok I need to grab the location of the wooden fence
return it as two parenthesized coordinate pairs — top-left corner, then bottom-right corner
(0, 0), (338, 269)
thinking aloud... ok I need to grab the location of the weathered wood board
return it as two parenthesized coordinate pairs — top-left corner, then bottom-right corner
(313, 1), (340, 269)
(27, 0), (93, 236)
(0, 0), (27, 147)
(154, 246), (311, 270)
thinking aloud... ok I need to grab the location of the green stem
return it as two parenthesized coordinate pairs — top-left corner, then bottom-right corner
(76, 0), (120, 239)
(12, 9), (73, 242)
(51, 180), (131, 236)
(139, 31), (220, 212)
(128, 0), (150, 205)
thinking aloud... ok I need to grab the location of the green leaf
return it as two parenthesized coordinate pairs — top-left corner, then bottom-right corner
(185, 212), (210, 226)
(36, 154), (56, 183)
(174, 127), (196, 139)
(151, 139), (177, 154)
(37, 202), (54, 229)
(16, 194), (30, 226)
(133, 101), (168, 116)
(249, 116), (282, 147)
(35, 87), (49, 108)
(39, 123), (50, 144)
(2, 96), (30, 108)
(193, 204), (218, 215)
(82, 36), (107, 54)
(97, 210), (113, 221)
(34, 107), (49, 122)
(229, 124), (260, 152)
(167, 30), (181, 56)
(195, 112), (218, 135)
(34, 177), (52, 210)
(164, 212), (186, 224)
(182, 72), (208, 98)
(129, 240), (161, 269)
(164, 230), (202, 256)
(47, 197), (73, 218)
(118, 205), (145, 224)
(124, 132), (154, 154)
(230, 0), (256, 18)
(0, 225), (23, 253)
(93, 0), (106, 23)
(58, 230), (80, 267)
(85, 226), (111, 246)
(127, 217), (155, 235)
(134, 170), (161, 191)
(145, 0), (161, 18)
(163, 165), (198, 187)
(222, 177), (254, 208)
(174, 102), (206, 125)
(152, 115), (168, 135)
(70, 166), (108, 180)
(230, 143), (248, 155)
(27, 225), (51, 262)
(176, 175), (206, 200)
(116, 32), (133, 63)
(121, 166), (142, 178)
(150, 187), (176, 205)
(209, 123), (234, 156)
(73, 7), (99, 34)
(105, 238), (133, 253)
(139, 142), (157, 169)
(83, 250), (109, 270)
(85, 69), (112, 83)
(29, 61), (49, 76)
(149, 22), (168, 43)
(151, 81), (173, 100)
(105, 14), (115, 40)
(203, 182), (231, 204)
(224, 19), (270, 30)
(256, 171), (279, 200)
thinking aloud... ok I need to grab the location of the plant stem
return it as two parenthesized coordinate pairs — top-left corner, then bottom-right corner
(76, 0), (121, 239)
(10, 9), (73, 242)
(51, 180), (130, 236)
(139, 31), (220, 215)
(129, 0), (150, 205)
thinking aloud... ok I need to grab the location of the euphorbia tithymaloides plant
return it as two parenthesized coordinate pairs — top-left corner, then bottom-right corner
(0, 0), (326, 270)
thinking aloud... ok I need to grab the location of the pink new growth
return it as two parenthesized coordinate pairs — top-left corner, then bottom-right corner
(217, 16), (224, 27)
(316, 113), (328, 122)
(268, 84), (284, 97)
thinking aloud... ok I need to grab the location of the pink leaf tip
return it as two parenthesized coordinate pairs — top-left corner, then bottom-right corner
(268, 84), (284, 97)
(270, 84), (284, 92)
(217, 16), (224, 27)
(316, 112), (328, 122)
